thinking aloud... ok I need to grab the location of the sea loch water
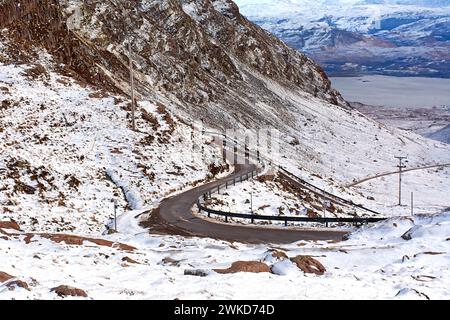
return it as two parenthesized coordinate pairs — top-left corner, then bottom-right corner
(331, 75), (450, 108)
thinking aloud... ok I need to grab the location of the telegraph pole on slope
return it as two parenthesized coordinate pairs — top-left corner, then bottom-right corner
(128, 39), (136, 131)
(395, 156), (408, 206)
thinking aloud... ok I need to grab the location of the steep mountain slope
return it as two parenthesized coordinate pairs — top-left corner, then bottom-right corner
(0, 61), (227, 233)
(0, 0), (345, 131)
(235, 0), (450, 77)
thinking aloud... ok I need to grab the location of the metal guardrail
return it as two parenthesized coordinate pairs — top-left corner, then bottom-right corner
(197, 201), (386, 227)
(194, 126), (387, 225)
(202, 129), (384, 217)
(197, 168), (388, 227)
(279, 168), (383, 216)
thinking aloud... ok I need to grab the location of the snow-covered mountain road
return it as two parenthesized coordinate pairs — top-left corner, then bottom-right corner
(142, 164), (348, 244)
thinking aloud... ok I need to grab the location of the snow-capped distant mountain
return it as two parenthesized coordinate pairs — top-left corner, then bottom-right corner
(235, 0), (450, 77)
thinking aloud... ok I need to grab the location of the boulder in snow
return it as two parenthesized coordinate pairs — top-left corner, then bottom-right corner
(51, 285), (88, 298)
(0, 271), (30, 290)
(290, 255), (326, 275)
(214, 261), (271, 274)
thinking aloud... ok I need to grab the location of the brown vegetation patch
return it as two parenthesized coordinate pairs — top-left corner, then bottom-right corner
(88, 91), (108, 99)
(209, 163), (229, 177)
(1, 99), (12, 110)
(139, 134), (155, 145)
(24, 64), (49, 80)
(66, 175), (81, 190)
(257, 174), (275, 183)
(14, 181), (36, 195)
(141, 108), (160, 130)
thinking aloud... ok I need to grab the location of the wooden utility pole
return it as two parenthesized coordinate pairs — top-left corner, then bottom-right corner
(222, 133), (227, 164)
(113, 199), (118, 232)
(128, 40), (136, 131)
(395, 156), (407, 206)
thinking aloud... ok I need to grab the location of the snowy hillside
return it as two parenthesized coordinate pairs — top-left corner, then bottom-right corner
(2, 205), (449, 299)
(428, 124), (450, 144)
(0, 61), (227, 234)
(1, 0), (450, 301)
(235, 0), (450, 77)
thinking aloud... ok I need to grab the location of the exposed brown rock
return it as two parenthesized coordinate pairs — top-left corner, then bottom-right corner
(290, 255), (326, 275)
(214, 261), (271, 274)
(161, 257), (181, 267)
(36, 234), (136, 251)
(0, 0), (346, 134)
(122, 256), (140, 264)
(0, 220), (21, 231)
(0, 271), (14, 283)
(24, 64), (49, 80)
(266, 249), (288, 261)
(184, 269), (209, 277)
(7, 279), (30, 290)
(51, 285), (88, 298)
(1, 221), (135, 251)
(0, 271), (29, 290)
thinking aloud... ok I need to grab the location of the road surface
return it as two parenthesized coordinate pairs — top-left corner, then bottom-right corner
(142, 164), (348, 244)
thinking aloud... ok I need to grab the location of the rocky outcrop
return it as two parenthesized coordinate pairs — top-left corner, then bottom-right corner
(0, 0), (125, 93)
(24, 233), (137, 251)
(261, 249), (288, 264)
(290, 255), (326, 275)
(0, 220), (136, 251)
(0, 0), (347, 130)
(214, 261), (271, 274)
(122, 256), (140, 264)
(0, 220), (21, 231)
(51, 285), (88, 298)
(0, 271), (30, 290)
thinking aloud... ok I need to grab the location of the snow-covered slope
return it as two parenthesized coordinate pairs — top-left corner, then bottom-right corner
(0, 61), (226, 234)
(235, 0), (450, 77)
(428, 124), (450, 144)
(2, 206), (449, 299)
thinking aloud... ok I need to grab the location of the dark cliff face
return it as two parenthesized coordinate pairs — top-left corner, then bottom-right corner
(0, 0), (347, 129)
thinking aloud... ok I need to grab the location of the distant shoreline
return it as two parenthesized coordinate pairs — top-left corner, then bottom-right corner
(329, 73), (450, 80)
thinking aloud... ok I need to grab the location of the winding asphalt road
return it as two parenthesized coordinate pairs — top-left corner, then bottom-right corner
(142, 164), (347, 244)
